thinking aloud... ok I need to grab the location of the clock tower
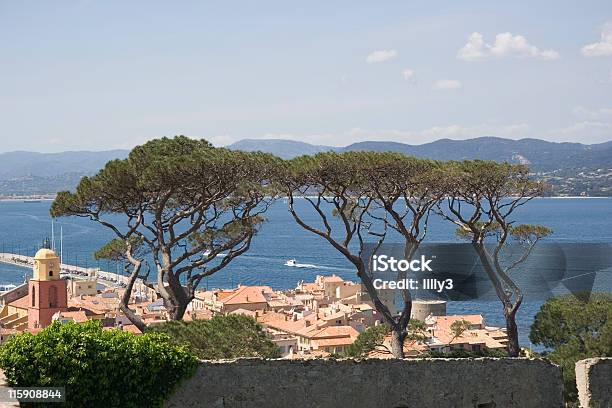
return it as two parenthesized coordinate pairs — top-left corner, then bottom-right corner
(28, 241), (68, 330)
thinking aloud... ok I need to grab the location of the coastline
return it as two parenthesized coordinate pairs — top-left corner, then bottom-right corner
(0, 197), (56, 202)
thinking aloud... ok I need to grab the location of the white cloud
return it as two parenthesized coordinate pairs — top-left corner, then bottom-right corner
(457, 32), (487, 61)
(572, 106), (612, 119)
(209, 134), (236, 147)
(432, 79), (462, 90)
(458, 32), (559, 61)
(582, 22), (612, 57)
(366, 49), (398, 63)
(402, 69), (415, 80)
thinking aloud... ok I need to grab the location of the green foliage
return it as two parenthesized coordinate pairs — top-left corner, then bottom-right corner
(94, 237), (147, 262)
(0, 320), (197, 408)
(510, 224), (553, 242)
(150, 314), (280, 360)
(343, 324), (391, 358)
(455, 222), (552, 242)
(529, 293), (612, 402)
(449, 319), (471, 342)
(405, 319), (428, 343)
(530, 293), (612, 349)
(50, 136), (284, 320)
(343, 320), (428, 358)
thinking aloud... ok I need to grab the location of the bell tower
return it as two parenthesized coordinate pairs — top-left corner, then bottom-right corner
(28, 240), (68, 330)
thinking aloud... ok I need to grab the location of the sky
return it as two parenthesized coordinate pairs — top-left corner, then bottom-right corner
(1, 1), (612, 152)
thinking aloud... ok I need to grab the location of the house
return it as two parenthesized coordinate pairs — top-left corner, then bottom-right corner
(192, 285), (273, 314)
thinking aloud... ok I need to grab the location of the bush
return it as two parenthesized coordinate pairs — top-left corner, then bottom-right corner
(529, 293), (612, 403)
(343, 324), (390, 358)
(150, 314), (280, 359)
(0, 320), (197, 408)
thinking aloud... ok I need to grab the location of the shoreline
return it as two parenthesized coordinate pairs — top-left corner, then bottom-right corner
(0, 197), (56, 202)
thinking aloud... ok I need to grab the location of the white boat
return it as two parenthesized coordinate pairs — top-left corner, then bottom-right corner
(0, 284), (17, 293)
(284, 259), (317, 268)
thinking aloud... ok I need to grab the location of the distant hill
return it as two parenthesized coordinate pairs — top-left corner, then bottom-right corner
(227, 137), (612, 196)
(0, 150), (128, 197)
(229, 137), (612, 173)
(227, 139), (333, 159)
(0, 150), (128, 179)
(1, 137), (611, 196)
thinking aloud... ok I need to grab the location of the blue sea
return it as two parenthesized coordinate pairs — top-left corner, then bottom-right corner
(1, 198), (610, 348)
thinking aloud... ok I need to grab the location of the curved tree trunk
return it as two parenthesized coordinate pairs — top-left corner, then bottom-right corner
(119, 302), (147, 333)
(120, 255), (148, 332)
(505, 308), (520, 357)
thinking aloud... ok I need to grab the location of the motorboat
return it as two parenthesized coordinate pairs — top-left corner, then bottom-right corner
(0, 284), (17, 293)
(285, 259), (317, 268)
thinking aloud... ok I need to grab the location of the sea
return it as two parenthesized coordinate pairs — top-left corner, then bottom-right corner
(1, 198), (610, 348)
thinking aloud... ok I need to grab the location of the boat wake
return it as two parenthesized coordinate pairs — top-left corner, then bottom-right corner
(285, 259), (318, 269)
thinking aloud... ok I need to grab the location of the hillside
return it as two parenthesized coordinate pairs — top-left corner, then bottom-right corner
(228, 139), (334, 159)
(346, 137), (612, 172)
(1, 137), (610, 196)
(228, 137), (612, 196)
(0, 150), (129, 179)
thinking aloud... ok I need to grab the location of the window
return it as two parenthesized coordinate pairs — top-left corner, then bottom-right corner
(31, 285), (36, 307)
(49, 270), (53, 276)
(49, 286), (58, 308)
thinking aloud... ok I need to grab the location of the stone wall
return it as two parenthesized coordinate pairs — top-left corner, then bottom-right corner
(576, 358), (612, 408)
(165, 358), (564, 408)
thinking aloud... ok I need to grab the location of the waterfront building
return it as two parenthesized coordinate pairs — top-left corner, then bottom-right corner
(68, 278), (98, 298)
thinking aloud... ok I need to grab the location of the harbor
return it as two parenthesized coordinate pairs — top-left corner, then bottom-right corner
(0, 252), (155, 299)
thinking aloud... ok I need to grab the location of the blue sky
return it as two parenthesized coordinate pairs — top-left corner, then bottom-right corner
(1, 1), (612, 152)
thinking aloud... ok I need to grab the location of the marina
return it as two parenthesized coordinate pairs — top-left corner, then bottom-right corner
(0, 252), (155, 298)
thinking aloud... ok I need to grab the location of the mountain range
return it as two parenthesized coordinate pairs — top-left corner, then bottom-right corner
(0, 137), (610, 196)
(227, 137), (612, 173)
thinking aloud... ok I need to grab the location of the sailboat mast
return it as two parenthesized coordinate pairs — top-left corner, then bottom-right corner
(60, 225), (63, 268)
(51, 219), (55, 251)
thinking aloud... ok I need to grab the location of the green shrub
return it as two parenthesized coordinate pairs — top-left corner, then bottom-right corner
(529, 293), (612, 403)
(343, 324), (390, 358)
(150, 314), (280, 359)
(0, 320), (197, 408)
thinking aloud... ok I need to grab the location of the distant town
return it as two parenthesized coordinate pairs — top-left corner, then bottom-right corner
(0, 246), (508, 357)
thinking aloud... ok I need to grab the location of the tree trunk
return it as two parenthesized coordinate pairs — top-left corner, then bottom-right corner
(163, 269), (190, 321)
(390, 327), (406, 358)
(505, 308), (520, 357)
(119, 257), (148, 333)
(169, 302), (188, 321)
(119, 303), (148, 333)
